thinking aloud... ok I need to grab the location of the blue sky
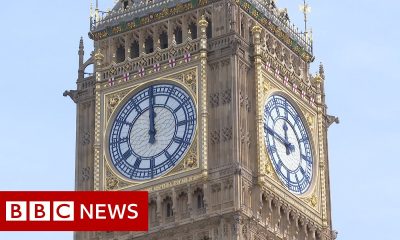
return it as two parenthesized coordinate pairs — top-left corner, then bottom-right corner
(0, 0), (399, 239)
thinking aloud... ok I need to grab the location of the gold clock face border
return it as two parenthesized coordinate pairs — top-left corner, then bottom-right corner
(262, 90), (318, 198)
(103, 78), (199, 184)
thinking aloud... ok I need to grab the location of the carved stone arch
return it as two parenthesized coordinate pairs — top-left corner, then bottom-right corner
(170, 17), (183, 44)
(79, 56), (94, 75)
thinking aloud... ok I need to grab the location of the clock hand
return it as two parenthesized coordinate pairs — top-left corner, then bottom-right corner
(148, 87), (157, 144)
(265, 125), (293, 150)
(282, 122), (291, 155)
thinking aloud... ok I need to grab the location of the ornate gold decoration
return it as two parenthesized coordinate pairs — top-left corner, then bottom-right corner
(171, 68), (197, 93)
(263, 79), (272, 93)
(94, 48), (104, 61)
(198, 15), (208, 28)
(106, 177), (119, 190)
(105, 162), (132, 190)
(265, 162), (272, 175)
(106, 89), (132, 121)
(310, 194), (318, 207)
(304, 112), (314, 131)
(169, 140), (198, 175)
(314, 73), (323, 83)
(251, 25), (262, 34)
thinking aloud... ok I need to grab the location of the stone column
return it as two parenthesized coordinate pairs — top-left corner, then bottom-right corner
(199, 15), (209, 176)
(156, 193), (162, 224)
(124, 34), (131, 60)
(251, 25), (267, 183)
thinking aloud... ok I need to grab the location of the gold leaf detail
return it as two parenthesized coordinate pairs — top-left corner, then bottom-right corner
(311, 194), (318, 207)
(265, 162), (272, 175)
(264, 80), (272, 93)
(106, 177), (119, 190)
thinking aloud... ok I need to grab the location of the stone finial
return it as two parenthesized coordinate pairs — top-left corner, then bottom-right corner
(79, 37), (85, 69)
(79, 37), (84, 50)
(319, 62), (325, 79)
(198, 15), (208, 50)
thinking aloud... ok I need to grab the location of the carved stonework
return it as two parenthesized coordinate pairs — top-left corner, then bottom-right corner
(263, 79), (272, 94)
(171, 68), (197, 93)
(304, 112), (315, 132)
(221, 126), (233, 142)
(81, 167), (91, 181)
(169, 140), (198, 174)
(210, 130), (220, 145)
(82, 130), (91, 145)
(209, 93), (219, 108)
(303, 190), (319, 209)
(239, 91), (251, 112)
(106, 89), (131, 121)
(221, 89), (232, 104)
(240, 128), (251, 147)
(265, 162), (272, 175)
(105, 163), (132, 190)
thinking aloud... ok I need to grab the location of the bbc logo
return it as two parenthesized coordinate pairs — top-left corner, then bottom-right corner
(5, 201), (74, 222)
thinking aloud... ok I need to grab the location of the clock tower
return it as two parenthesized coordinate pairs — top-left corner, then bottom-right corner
(65, 0), (338, 239)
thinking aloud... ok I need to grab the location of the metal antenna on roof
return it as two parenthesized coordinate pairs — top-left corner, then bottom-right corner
(299, 0), (311, 37)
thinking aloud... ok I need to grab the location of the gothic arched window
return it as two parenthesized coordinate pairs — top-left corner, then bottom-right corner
(166, 203), (173, 217)
(116, 45), (125, 63)
(189, 22), (197, 39)
(159, 32), (168, 49)
(206, 17), (212, 39)
(174, 26), (183, 44)
(130, 40), (139, 58)
(145, 36), (154, 54)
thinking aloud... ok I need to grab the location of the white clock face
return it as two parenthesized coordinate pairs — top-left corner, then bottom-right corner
(263, 94), (314, 195)
(108, 83), (196, 181)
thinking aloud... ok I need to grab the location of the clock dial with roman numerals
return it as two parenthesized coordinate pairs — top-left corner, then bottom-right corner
(263, 94), (314, 195)
(108, 83), (196, 181)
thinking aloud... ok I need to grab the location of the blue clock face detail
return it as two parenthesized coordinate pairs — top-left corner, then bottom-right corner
(263, 95), (313, 195)
(108, 83), (196, 181)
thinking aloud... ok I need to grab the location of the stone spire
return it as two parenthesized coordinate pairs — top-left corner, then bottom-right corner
(319, 62), (325, 79)
(78, 37), (85, 78)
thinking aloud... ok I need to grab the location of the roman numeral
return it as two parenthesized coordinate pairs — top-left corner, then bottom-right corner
(133, 157), (142, 169)
(121, 150), (132, 161)
(301, 154), (312, 164)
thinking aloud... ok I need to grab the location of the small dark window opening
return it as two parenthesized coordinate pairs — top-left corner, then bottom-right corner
(197, 193), (204, 209)
(166, 203), (173, 217)
(123, 0), (129, 9)
(159, 32), (168, 49)
(145, 36), (154, 54)
(249, 27), (253, 42)
(189, 22), (197, 39)
(206, 17), (212, 39)
(174, 27), (183, 44)
(240, 21), (245, 37)
(116, 45), (125, 63)
(130, 40), (139, 58)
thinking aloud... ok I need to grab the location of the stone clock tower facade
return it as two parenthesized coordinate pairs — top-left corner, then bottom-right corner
(65, 0), (338, 239)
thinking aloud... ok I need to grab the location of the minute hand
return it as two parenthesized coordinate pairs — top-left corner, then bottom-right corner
(148, 87), (156, 144)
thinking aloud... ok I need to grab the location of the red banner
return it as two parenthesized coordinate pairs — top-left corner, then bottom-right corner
(0, 191), (148, 231)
